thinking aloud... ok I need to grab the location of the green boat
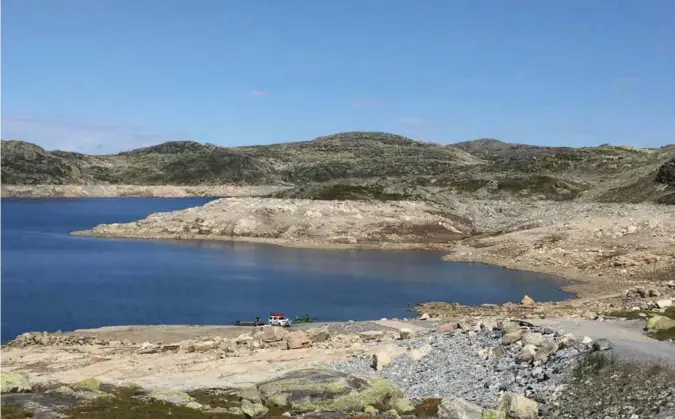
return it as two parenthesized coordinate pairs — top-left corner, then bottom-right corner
(292, 315), (314, 324)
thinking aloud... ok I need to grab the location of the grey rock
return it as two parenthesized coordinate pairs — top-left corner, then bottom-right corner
(592, 338), (612, 351)
(437, 397), (483, 419)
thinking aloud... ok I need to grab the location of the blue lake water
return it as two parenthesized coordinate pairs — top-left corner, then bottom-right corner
(1, 198), (572, 342)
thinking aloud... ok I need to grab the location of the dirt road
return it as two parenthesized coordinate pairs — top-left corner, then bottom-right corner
(539, 318), (675, 365)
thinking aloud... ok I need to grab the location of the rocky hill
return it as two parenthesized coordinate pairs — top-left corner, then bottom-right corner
(2, 132), (674, 203)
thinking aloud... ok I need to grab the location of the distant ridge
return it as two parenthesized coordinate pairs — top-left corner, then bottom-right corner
(2, 132), (674, 204)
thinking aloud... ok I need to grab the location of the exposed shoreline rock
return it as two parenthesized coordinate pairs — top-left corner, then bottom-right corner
(1, 184), (288, 198)
(68, 195), (675, 300)
(71, 197), (474, 246)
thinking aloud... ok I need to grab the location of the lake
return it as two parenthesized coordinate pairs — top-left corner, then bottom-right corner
(1, 198), (572, 342)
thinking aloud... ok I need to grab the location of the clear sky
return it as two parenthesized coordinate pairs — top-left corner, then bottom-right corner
(2, 0), (674, 153)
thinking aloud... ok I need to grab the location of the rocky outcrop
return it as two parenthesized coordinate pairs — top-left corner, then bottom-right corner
(656, 157), (675, 186)
(1, 372), (31, 394)
(72, 197), (474, 246)
(255, 368), (403, 413)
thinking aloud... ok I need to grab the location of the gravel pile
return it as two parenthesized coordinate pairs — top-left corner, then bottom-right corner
(327, 321), (598, 408)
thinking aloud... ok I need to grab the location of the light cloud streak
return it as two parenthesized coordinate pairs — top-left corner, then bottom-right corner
(249, 89), (269, 97)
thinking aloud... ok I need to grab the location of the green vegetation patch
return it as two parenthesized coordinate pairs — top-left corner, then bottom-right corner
(0, 405), (35, 419)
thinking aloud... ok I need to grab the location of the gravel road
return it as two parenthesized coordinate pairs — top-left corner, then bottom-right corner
(538, 318), (675, 366)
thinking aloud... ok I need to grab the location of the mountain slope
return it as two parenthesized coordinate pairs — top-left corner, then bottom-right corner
(2, 133), (674, 203)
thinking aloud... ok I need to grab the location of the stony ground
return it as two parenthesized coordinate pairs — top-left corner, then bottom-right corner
(3, 318), (673, 418)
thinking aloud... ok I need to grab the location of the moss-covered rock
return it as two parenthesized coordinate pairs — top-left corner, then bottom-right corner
(495, 393), (538, 419)
(482, 408), (506, 419)
(75, 378), (101, 391)
(241, 399), (269, 418)
(256, 368), (403, 414)
(393, 398), (415, 414)
(1, 372), (32, 394)
(364, 405), (379, 415)
(148, 387), (198, 406)
(647, 315), (675, 331)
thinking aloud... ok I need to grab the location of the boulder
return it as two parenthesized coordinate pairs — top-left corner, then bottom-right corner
(437, 323), (458, 334)
(256, 368), (403, 413)
(520, 295), (536, 307)
(286, 331), (311, 349)
(262, 326), (289, 343)
(647, 315), (675, 331)
(490, 346), (506, 357)
(372, 344), (407, 371)
(192, 340), (219, 352)
(241, 399), (269, 418)
(502, 331), (523, 345)
(149, 388), (198, 406)
(399, 328), (414, 340)
(309, 328), (331, 343)
(419, 313), (431, 320)
(592, 338), (612, 351)
(520, 333), (542, 347)
(364, 405), (379, 415)
(581, 336), (593, 345)
(557, 333), (576, 349)
(496, 393), (538, 419)
(239, 386), (262, 403)
(656, 299), (673, 309)
(1, 372), (31, 393)
(393, 398), (415, 414)
(437, 396), (483, 419)
(534, 342), (558, 362)
(500, 322), (521, 335)
(75, 378), (101, 391)
(517, 345), (537, 363)
(408, 344), (432, 361)
(52, 386), (76, 395)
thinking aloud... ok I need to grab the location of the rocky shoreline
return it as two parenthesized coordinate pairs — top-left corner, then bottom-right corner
(0, 184), (289, 198)
(68, 195), (675, 299)
(2, 317), (674, 418)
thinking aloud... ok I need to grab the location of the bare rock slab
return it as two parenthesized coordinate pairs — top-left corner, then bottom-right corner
(256, 368), (403, 414)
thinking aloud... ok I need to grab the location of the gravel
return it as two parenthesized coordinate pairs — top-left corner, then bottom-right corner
(327, 321), (595, 408)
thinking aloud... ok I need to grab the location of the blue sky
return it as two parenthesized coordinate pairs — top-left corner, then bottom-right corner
(2, 0), (674, 153)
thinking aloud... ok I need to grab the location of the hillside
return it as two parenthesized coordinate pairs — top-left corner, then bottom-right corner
(2, 133), (674, 203)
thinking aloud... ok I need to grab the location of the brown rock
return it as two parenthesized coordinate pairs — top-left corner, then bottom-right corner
(436, 323), (458, 334)
(502, 331), (523, 345)
(371, 344), (406, 371)
(309, 329), (331, 343)
(262, 326), (289, 343)
(286, 331), (311, 349)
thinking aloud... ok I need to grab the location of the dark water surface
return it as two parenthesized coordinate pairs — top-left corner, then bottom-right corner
(1, 198), (572, 342)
